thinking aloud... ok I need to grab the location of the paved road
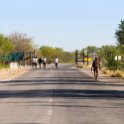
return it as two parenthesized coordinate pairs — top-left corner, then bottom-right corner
(0, 64), (124, 124)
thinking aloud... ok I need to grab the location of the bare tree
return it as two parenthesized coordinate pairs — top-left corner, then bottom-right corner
(9, 32), (34, 52)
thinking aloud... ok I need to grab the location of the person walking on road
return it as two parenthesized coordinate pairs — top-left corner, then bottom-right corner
(91, 57), (100, 80)
(32, 56), (38, 69)
(54, 57), (58, 69)
(43, 57), (47, 69)
(38, 57), (42, 69)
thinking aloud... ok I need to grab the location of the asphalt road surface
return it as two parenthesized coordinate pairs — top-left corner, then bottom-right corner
(0, 64), (124, 124)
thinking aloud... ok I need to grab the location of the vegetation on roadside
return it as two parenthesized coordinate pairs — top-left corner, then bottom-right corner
(0, 32), (75, 69)
(0, 63), (9, 69)
(8, 32), (34, 52)
(0, 19), (124, 76)
(102, 69), (124, 78)
(39, 46), (74, 63)
(0, 34), (15, 58)
(80, 20), (124, 77)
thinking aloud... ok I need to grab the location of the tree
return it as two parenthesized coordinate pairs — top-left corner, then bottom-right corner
(115, 20), (124, 45)
(39, 46), (55, 60)
(116, 45), (124, 69)
(81, 46), (99, 57)
(39, 45), (74, 63)
(85, 46), (98, 53)
(0, 34), (15, 63)
(0, 34), (15, 56)
(115, 20), (124, 69)
(99, 45), (118, 71)
(9, 32), (34, 52)
(62, 51), (75, 63)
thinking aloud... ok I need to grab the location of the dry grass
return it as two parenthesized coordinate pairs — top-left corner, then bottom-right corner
(102, 69), (124, 78)
(76, 64), (83, 68)
(0, 66), (31, 81)
(112, 70), (124, 77)
(76, 62), (91, 69)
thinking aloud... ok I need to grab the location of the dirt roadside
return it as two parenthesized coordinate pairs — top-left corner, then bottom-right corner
(79, 68), (124, 83)
(0, 66), (31, 81)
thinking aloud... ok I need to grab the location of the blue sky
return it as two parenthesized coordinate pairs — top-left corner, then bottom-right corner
(0, 0), (124, 51)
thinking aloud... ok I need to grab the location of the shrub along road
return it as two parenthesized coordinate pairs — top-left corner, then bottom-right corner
(0, 64), (124, 124)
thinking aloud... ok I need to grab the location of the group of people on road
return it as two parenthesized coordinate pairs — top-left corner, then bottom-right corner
(38, 57), (47, 69)
(32, 55), (100, 80)
(32, 56), (58, 69)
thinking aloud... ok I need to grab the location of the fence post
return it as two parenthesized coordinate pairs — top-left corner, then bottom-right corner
(75, 50), (78, 65)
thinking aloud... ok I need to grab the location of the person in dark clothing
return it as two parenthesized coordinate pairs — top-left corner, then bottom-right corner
(38, 57), (42, 69)
(91, 57), (100, 80)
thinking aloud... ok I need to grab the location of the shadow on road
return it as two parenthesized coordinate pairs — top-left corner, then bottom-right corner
(0, 65), (124, 100)
(2, 77), (124, 87)
(3, 123), (43, 124)
(0, 89), (124, 99)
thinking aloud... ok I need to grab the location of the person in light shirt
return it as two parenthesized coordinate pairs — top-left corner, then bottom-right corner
(43, 57), (47, 69)
(54, 57), (58, 69)
(32, 56), (38, 69)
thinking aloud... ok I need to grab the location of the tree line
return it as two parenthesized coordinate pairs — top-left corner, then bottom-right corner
(0, 32), (74, 65)
(0, 19), (124, 68)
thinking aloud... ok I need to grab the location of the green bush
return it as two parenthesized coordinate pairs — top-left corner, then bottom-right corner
(0, 63), (9, 69)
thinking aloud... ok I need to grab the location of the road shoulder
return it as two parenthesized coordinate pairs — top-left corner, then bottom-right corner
(76, 67), (124, 83)
(0, 66), (31, 82)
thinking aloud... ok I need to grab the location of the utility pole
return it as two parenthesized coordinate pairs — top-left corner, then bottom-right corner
(82, 50), (84, 63)
(87, 51), (88, 66)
